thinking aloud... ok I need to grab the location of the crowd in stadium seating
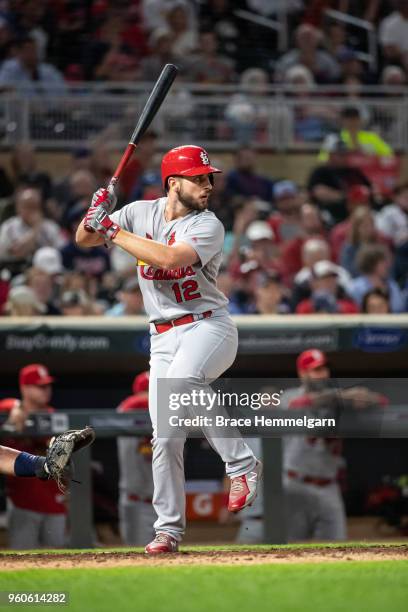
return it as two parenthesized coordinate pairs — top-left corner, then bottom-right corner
(0, 132), (407, 317)
(0, 1), (404, 88)
(0, 1), (407, 317)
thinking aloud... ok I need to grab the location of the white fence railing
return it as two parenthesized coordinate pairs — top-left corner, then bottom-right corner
(1, 84), (408, 151)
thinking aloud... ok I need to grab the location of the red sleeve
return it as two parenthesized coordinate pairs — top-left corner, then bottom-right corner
(339, 300), (360, 314)
(296, 300), (314, 314)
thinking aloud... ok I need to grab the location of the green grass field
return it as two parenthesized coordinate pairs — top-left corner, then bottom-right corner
(0, 544), (407, 612)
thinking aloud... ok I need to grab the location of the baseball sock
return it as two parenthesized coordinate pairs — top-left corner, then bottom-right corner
(14, 452), (45, 477)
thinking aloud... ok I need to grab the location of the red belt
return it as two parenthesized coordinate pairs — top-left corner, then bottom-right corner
(128, 494), (152, 504)
(287, 470), (335, 487)
(154, 310), (212, 334)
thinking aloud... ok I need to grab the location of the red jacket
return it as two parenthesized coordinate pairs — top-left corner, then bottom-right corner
(0, 398), (66, 514)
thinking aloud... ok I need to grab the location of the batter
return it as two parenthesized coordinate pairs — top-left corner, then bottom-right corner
(76, 145), (262, 554)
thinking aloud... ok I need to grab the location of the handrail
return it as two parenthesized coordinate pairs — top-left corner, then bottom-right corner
(324, 8), (377, 72)
(234, 8), (287, 52)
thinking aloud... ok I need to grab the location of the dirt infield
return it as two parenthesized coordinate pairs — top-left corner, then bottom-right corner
(1, 545), (407, 570)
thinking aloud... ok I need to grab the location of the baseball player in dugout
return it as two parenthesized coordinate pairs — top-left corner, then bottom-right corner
(238, 349), (388, 544)
(117, 371), (156, 546)
(0, 364), (66, 549)
(77, 145), (262, 554)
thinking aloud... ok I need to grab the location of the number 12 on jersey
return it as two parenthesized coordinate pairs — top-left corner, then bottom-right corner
(171, 280), (202, 303)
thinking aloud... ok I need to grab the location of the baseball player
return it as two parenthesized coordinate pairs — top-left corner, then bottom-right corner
(117, 370), (156, 545)
(238, 349), (387, 543)
(0, 363), (67, 548)
(76, 145), (262, 554)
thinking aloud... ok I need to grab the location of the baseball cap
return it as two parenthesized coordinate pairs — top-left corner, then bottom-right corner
(7, 286), (45, 313)
(246, 221), (275, 242)
(312, 260), (339, 279)
(273, 180), (298, 200)
(33, 247), (64, 275)
(132, 371), (150, 394)
(296, 349), (327, 373)
(19, 363), (54, 386)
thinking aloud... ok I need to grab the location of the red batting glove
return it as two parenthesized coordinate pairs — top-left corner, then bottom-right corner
(84, 205), (121, 241)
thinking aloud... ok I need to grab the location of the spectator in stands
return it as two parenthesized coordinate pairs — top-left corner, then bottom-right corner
(329, 185), (373, 262)
(105, 278), (145, 317)
(0, 187), (65, 271)
(164, 2), (198, 59)
(60, 170), (97, 227)
(268, 180), (303, 243)
(296, 260), (359, 314)
(225, 147), (274, 203)
(198, 0), (241, 61)
(349, 244), (405, 312)
(142, 0), (197, 32)
(187, 30), (235, 84)
(225, 68), (278, 144)
(284, 64), (338, 143)
(362, 287), (391, 314)
(25, 266), (61, 315)
(245, 220), (281, 274)
(0, 364), (67, 548)
(140, 28), (182, 81)
(275, 23), (341, 84)
(3, 285), (45, 316)
(319, 107), (393, 161)
(291, 237), (352, 309)
(10, 143), (53, 202)
(0, 36), (66, 96)
(59, 289), (94, 316)
(340, 206), (388, 277)
(379, 0), (408, 70)
(85, 3), (147, 81)
(376, 183), (408, 247)
(254, 272), (291, 315)
(61, 207), (110, 278)
(308, 135), (372, 224)
(280, 203), (326, 283)
(53, 148), (92, 213)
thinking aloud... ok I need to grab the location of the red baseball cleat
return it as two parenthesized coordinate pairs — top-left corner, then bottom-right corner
(145, 533), (179, 554)
(228, 461), (263, 513)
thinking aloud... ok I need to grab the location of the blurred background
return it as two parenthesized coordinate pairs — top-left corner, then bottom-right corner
(0, 0), (407, 548)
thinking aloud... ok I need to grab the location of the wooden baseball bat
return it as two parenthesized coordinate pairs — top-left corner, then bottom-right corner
(109, 63), (179, 189)
(85, 64), (178, 232)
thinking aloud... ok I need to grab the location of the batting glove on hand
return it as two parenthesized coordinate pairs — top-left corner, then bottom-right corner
(91, 185), (117, 214)
(84, 205), (121, 241)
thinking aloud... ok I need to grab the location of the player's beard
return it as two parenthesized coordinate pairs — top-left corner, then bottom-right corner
(178, 185), (209, 212)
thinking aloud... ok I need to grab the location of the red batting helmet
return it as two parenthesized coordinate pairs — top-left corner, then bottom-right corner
(161, 145), (221, 189)
(296, 349), (327, 374)
(132, 371), (149, 394)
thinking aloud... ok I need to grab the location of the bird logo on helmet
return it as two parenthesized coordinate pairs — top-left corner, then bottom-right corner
(161, 145), (221, 191)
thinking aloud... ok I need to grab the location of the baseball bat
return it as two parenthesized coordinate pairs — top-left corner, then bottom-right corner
(109, 63), (179, 189)
(85, 64), (178, 232)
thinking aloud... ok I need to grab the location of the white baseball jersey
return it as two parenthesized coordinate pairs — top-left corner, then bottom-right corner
(110, 197), (228, 322)
(281, 386), (343, 480)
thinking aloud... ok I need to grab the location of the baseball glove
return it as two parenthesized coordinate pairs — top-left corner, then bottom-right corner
(36, 427), (96, 491)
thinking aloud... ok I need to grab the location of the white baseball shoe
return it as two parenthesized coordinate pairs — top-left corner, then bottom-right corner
(145, 533), (179, 554)
(228, 460), (263, 513)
